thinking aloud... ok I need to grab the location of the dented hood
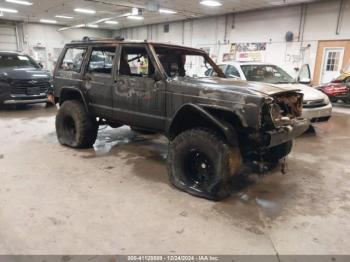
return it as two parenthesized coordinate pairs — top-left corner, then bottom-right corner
(274, 83), (327, 101)
(174, 77), (301, 96)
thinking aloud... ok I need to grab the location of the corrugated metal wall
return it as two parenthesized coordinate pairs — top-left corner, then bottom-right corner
(0, 23), (18, 51)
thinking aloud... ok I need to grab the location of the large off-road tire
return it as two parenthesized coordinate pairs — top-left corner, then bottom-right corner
(55, 100), (98, 148)
(167, 128), (242, 201)
(262, 140), (293, 163)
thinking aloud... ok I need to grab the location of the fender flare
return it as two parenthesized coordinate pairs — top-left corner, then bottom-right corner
(167, 103), (240, 146)
(59, 87), (90, 113)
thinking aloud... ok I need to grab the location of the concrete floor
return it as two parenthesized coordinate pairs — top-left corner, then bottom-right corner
(0, 103), (350, 255)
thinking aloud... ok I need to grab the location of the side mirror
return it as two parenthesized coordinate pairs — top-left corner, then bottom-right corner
(299, 77), (311, 85)
(297, 64), (311, 85)
(204, 69), (212, 76)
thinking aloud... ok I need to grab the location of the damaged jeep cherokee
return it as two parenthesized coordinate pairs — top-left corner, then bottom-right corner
(53, 37), (309, 200)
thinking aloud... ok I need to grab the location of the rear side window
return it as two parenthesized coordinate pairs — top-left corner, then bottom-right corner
(59, 47), (87, 73)
(87, 46), (116, 74)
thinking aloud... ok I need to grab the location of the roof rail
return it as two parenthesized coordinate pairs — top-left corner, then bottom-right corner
(70, 36), (126, 43)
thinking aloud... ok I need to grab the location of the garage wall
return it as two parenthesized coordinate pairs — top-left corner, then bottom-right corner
(0, 21), (112, 71)
(113, 0), (350, 81)
(19, 23), (113, 71)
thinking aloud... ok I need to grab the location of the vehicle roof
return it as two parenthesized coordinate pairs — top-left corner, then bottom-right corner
(65, 38), (205, 54)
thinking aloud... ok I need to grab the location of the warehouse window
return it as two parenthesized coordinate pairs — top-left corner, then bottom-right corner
(59, 47), (87, 73)
(326, 51), (341, 71)
(164, 24), (170, 33)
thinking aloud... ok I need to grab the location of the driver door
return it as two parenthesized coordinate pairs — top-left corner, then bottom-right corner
(113, 44), (166, 130)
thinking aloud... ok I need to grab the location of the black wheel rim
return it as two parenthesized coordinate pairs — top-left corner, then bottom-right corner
(183, 149), (214, 185)
(63, 116), (76, 140)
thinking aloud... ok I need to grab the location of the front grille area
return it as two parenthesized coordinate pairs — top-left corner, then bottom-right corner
(303, 99), (327, 109)
(10, 79), (50, 95)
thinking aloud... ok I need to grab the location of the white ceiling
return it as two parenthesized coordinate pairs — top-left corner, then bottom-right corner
(0, 0), (329, 30)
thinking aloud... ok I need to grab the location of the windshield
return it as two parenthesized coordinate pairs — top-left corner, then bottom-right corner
(0, 54), (40, 69)
(153, 46), (224, 78)
(241, 64), (294, 84)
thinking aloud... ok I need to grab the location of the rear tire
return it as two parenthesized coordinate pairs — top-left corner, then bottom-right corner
(167, 128), (242, 201)
(55, 100), (98, 148)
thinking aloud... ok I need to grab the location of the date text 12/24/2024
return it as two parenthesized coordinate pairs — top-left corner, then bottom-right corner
(127, 256), (219, 261)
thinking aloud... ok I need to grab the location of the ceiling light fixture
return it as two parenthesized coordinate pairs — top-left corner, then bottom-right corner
(159, 8), (177, 14)
(55, 15), (74, 19)
(74, 8), (96, 14)
(40, 19), (57, 24)
(87, 24), (99, 28)
(0, 7), (18, 13)
(200, 0), (222, 7)
(73, 24), (85, 28)
(104, 20), (119, 24)
(127, 15), (144, 20)
(0, 11), (3, 16)
(5, 0), (33, 6)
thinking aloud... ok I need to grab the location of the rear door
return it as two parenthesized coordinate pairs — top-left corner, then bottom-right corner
(54, 46), (88, 100)
(83, 45), (117, 119)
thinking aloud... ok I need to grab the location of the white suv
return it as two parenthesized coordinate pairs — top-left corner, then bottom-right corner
(208, 62), (332, 123)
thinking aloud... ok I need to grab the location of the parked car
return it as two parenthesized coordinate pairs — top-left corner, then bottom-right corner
(206, 62), (332, 124)
(333, 61), (350, 84)
(317, 81), (350, 104)
(0, 51), (52, 106)
(53, 38), (309, 200)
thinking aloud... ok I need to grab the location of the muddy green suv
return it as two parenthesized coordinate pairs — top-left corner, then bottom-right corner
(53, 37), (309, 200)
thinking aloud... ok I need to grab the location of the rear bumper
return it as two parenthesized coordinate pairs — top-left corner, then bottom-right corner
(266, 118), (310, 148)
(302, 103), (332, 123)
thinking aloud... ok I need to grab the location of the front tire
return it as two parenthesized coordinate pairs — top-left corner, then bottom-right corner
(55, 100), (98, 148)
(167, 128), (242, 201)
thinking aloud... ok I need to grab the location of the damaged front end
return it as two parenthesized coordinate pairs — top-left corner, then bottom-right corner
(265, 91), (303, 129)
(265, 91), (309, 147)
(250, 91), (309, 150)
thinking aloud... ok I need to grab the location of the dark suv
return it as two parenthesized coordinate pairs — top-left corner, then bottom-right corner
(53, 37), (309, 200)
(0, 51), (51, 106)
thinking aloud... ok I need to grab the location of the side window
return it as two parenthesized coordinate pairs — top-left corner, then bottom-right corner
(226, 65), (240, 78)
(59, 47), (87, 73)
(119, 46), (154, 77)
(88, 47), (116, 74)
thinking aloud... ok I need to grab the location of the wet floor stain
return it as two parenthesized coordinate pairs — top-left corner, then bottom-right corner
(1, 103), (350, 240)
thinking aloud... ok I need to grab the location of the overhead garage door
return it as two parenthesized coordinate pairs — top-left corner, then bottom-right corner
(0, 24), (18, 51)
